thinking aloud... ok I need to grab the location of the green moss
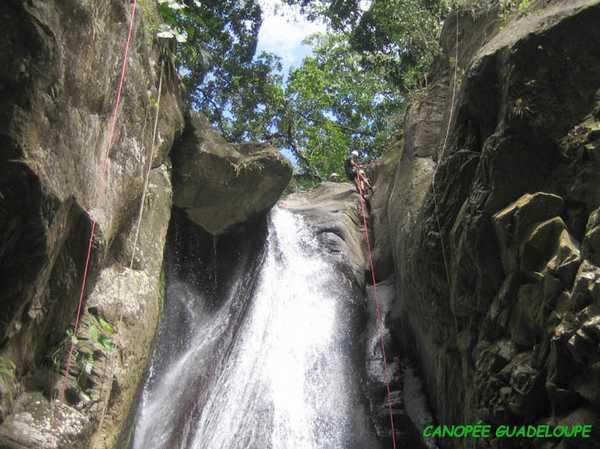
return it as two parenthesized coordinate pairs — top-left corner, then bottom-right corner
(138, 0), (162, 49)
(0, 356), (16, 385)
(454, 0), (533, 22)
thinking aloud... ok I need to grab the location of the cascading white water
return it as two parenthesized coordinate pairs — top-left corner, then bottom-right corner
(130, 206), (379, 449)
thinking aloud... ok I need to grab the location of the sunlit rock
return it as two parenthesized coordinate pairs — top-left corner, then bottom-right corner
(171, 113), (292, 235)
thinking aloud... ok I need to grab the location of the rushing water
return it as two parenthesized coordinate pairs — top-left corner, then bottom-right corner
(129, 206), (379, 449)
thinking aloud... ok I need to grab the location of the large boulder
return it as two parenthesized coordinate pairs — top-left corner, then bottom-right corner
(283, 182), (368, 285)
(171, 113), (293, 235)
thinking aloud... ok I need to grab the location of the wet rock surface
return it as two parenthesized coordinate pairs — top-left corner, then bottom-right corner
(284, 182), (368, 286)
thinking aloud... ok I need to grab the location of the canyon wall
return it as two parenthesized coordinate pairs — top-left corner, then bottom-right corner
(373, 1), (600, 447)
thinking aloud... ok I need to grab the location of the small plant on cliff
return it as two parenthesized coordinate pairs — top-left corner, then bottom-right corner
(0, 356), (16, 407)
(0, 356), (15, 380)
(49, 316), (116, 401)
(512, 97), (532, 118)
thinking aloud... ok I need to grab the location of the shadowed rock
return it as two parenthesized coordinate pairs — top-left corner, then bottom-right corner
(371, 1), (600, 445)
(171, 113), (293, 235)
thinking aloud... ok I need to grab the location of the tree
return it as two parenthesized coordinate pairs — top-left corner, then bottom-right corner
(157, 0), (456, 179)
(350, 0), (449, 90)
(277, 33), (405, 177)
(157, 0), (286, 141)
(281, 0), (364, 30)
(283, 0), (450, 91)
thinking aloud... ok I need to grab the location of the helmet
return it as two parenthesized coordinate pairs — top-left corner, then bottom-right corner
(351, 150), (359, 158)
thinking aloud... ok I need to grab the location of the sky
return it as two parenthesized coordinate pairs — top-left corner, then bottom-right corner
(254, 0), (371, 167)
(256, 0), (327, 75)
(255, 0), (328, 166)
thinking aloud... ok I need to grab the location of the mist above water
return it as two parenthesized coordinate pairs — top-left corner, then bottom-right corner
(130, 207), (379, 449)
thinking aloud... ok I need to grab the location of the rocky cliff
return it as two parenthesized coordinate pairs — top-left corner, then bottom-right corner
(0, 1), (185, 447)
(373, 1), (600, 447)
(0, 2), (291, 448)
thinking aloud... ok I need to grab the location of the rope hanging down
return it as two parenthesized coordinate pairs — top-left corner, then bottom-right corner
(128, 62), (164, 271)
(431, 7), (460, 294)
(55, 0), (139, 413)
(351, 9), (461, 446)
(97, 60), (165, 429)
(355, 172), (398, 449)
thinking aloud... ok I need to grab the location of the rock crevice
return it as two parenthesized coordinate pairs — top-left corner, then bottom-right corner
(373, 1), (600, 445)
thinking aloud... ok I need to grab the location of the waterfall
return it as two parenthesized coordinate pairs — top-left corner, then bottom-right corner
(130, 206), (380, 449)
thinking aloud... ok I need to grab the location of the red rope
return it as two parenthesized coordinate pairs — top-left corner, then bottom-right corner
(55, 0), (139, 408)
(356, 175), (398, 449)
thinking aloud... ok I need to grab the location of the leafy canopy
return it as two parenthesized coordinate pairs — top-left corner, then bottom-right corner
(155, 0), (465, 178)
(157, 0), (284, 142)
(279, 33), (404, 176)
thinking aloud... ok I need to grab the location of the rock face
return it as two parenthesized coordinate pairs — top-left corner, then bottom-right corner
(284, 182), (368, 285)
(0, 1), (183, 447)
(172, 113), (293, 235)
(373, 1), (600, 446)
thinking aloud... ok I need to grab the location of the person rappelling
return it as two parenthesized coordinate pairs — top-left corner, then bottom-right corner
(344, 150), (372, 195)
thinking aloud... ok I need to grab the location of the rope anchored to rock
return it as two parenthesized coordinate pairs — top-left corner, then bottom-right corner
(53, 0), (139, 426)
(98, 58), (165, 430)
(355, 172), (398, 449)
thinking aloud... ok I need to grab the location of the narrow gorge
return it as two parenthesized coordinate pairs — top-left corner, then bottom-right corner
(0, 1), (599, 449)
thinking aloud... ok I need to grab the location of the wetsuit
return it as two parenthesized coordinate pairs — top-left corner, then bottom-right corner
(344, 157), (357, 181)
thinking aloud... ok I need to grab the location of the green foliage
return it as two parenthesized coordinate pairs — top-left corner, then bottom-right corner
(281, 0), (368, 29)
(285, 0), (449, 92)
(0, 356), (16, 408)
(0, 356), (15, 379)
(202, 52), (286, 142)
(453, 0), (532, 20)
(50, 315), (116, 396)
(517, 0), (532, 12)
(261, 0), (453, 176)
(139, 0), (162, 41)
(505, 0), (532, 15)
(278, 33), (405, 177)
(350, 0), (449, 91)
(154, 0), (523, 178)
(153, 0), (283, 141)
(151, 0), (291, 145)
(98, 317), (114, 335)
(285, 174), (323, 194)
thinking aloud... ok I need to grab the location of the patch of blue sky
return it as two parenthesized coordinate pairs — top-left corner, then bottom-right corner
(254, 1), (373, 168)
(255, 1), (328, 167)
(257, 0), (326, 78)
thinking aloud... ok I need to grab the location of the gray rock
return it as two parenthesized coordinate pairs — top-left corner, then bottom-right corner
(372, 0), (600, 439)
(171, 113), (292, 235)
(584, 208), (600, 265)
(493, 193), (564, 273)
(283, 182), (367, 286)
(573, 362), (600, 406)
(0, 392), (90, 449)
(520, 217), (580, 282)
(571, 261), (600, 309)
(0, 1), (182, 447)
